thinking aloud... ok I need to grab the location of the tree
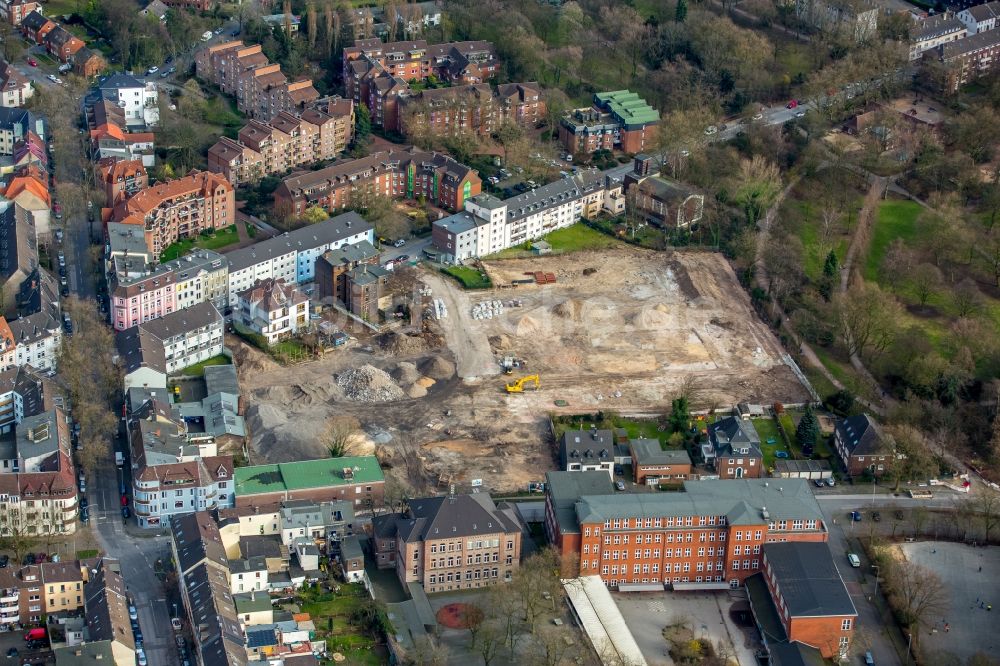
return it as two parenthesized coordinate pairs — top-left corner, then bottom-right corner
(669, 396), (690, 434)
(0, 523), (37, 564)
(880, 239), (913, 293)
(885, 562), (949, 635)
(494, 121), (523, 167)
(974, 491), (1000, 544)
(795, 406), (818, 454)
(953, 278), (984, 317)
(675, 0), (688, 22)
(911, 263), (942, 306)
(325, 415), (361, 458)
(301, 205), (329, 224)
(883, 424), (938, 491)
(512, 549), (563, 635)
(476, 618), (504, 666)
(355, 103), (372, 146)
(835, 282), (901, 361)
(734, 156), (782, 227)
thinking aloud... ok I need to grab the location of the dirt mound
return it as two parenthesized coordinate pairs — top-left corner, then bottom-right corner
(515, 315), (542, 337)
(245, 403), (330, 461)
(419, 356), (455, 380)
(552, 298), (581, 319)
(488, 334), (513, 350)
(406, 383), (428, 398)
(392, 362), (421, 384)
(416, 376), (436, 388)
(375, 330), (428, 355)
(336, 365), (405, 402)
(636, 304), (673, 329)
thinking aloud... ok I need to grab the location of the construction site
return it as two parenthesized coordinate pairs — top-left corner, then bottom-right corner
(235, 247), (810, 495)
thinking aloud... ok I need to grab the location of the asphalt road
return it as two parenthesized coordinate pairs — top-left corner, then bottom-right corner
(814, 489), (972, 666)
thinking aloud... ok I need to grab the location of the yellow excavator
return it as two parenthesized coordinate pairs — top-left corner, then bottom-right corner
(505, 374), (540, 393)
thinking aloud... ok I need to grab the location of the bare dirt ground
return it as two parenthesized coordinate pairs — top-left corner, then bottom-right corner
(235, 248), (809, 495)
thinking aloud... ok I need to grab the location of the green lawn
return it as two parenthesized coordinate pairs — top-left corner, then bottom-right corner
(442, 265), (492, 289)
(180, 354), (231, 376)
(542, 224), (621, 252)
(864, 200), (923, 281)
(751, 418), (787, 470)
(300, 587), (383, 666)
(159, 225), (240, 261)
(271, 339), (311, 361)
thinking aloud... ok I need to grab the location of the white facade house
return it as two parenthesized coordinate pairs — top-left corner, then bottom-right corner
(432, 169), (624, 264)
(236, 279), (309, 345)
(224, 212), (372, 308)
(958, 1), (1000, 34)
(97, 74), (159, 127)
(909, 15), (968, 60)
(132, 458), (234, 528)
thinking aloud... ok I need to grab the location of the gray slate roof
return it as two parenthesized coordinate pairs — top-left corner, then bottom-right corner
(835, 414), (885, 457)
(396, 493), (522, 543)
(762, 542), (858, 618)
(544, 470), (615, 536)
(560, 428), (615, 467)
(224, 212), (371, 272)
(709, 416), (763, 458)
(576, 478), (824, 526)
(630, 439), (692, 466)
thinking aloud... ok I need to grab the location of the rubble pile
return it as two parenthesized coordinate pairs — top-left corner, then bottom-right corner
(336, 365), (405, 402)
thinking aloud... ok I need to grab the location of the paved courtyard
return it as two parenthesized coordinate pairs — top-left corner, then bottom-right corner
(898, 542), (1000, 663)
(612, 590), (758, 666)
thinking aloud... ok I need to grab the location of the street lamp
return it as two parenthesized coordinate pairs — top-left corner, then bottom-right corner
(905, 631), (913, 665)
(871, 564), (880, 599)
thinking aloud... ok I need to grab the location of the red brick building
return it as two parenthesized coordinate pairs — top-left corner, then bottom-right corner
(833, 414), (892, 477)
(42, 25), (85, 63)
(549, 477), (828, 590)
(18, 11), (54, 44)
(746, 542), (858, 660)
(629, 439), (692, 486)
(97, 158), (148, 206)
(560, 90), (659, 156)
(398, 82), (544, 138)
(705, 416), (765, 480)
(273, 147), (480, 216)
(1, 0), (41, 27)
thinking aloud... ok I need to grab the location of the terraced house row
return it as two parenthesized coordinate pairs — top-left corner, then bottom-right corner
(207, 97), (355, 186)
(196, 41), (319, 120)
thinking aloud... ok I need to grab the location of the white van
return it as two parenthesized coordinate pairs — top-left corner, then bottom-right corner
(847, 553), (861, 568)
(201, 31), (213, 42)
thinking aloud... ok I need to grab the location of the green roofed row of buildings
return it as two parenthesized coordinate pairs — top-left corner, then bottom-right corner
(560, 89), (660, 155)
(234, 455), (385, 508)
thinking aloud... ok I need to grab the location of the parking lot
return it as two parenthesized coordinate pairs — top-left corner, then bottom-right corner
(0, 630), (52, 665)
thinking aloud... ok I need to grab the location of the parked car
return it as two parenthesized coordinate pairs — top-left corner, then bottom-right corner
(786, 100), (798, 109)
(814, 479), (825, 488)
(850, 510), (862, 522)
(79, 498), (88, 511)
(136, 648), (147, 666)
(26, 58), (36, 67)
(128, 605), (137, 621)
(79, 507), (89, 523)
(0, 556), (8, 568)
(847, 553), (861, 568)
(121, 494), (128, 507)
(864, 650), (875, 665)
(171, 618), (182, 632)
(393, 238), (406, 247)
(46, 74), (57, 83)
(825, 477), (835, 487)
(615, 480), (625, 491)
(704, 125), (718, 135)
(872, 511), (881, 522)
(121, 506), (130, 519)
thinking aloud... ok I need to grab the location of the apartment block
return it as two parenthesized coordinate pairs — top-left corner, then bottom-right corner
(96, 74), (159, 128)
(170, 512), (247, 666)
(115, 301), (225, 388)
(97, 158), (148, 206)
(373, 492), (524, 593)
(909, 14), (967, 60)
(207, 99), (354, 186)
(550, 478), (828, 590)
(195, 40), (318, 120)
(109, 249), (227, 331)
(273, 147), (481, 217)
(795, 0), (879, 42)
(110, 171), (235, 260)
(432, 169), (624, 263)
(84, 98), (155, 167)
(81, 558), (136, 666)
(223, 212), (372, 307)
(958, 0), (1000, 33)
(934, 27), (1000, 91)
(0, 407), (78, 537)
(560, 90), (659, 155)
(0, 106), (44, 155)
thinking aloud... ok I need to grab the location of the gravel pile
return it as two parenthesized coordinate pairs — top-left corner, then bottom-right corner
(337, 365), (405, 402)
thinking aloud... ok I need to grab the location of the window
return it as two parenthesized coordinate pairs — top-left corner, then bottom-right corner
(841, 619), (852, 631)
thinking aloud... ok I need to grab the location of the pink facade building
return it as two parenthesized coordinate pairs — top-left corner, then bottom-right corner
(110, 270), (177, 331)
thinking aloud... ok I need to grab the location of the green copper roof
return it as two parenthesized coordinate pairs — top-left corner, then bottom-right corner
(594, 90), (659, 127)
(234, 456), (384, 496)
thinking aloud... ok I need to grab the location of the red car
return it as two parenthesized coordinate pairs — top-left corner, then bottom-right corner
(786, 100), (798, 109)
(26, 58), (36, 67)
(120, 494), (128, 507)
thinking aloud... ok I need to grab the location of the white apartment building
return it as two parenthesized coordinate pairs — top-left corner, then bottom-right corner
(132, 457), (234, 528)
(432, 169), (624, 263)
(223, 212), (372, 308)
(236, 279), (309, 345)
(958, 0), (1000, 34)
(909, 15), (967, 60)
(97, 74), (159, 127)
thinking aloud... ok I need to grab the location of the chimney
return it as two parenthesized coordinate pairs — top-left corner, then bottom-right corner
(633, 154), (651, 177)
